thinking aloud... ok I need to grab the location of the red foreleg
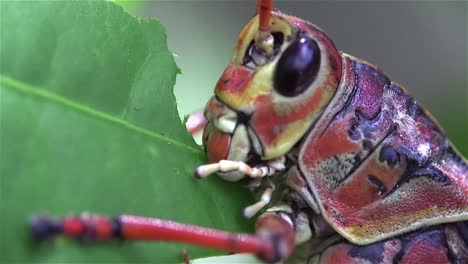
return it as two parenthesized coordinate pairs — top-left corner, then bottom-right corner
(30, 212), (295, 263)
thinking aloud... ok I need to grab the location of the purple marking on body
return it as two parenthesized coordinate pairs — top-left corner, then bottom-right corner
(351, 62), (389, 120)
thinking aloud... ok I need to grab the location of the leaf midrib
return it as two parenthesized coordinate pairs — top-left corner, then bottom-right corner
(0, 74), (203, 155)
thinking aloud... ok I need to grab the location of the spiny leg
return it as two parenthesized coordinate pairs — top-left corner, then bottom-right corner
(30, 212), (295, 263)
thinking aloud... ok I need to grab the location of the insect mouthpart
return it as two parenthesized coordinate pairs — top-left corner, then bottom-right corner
(198, 123), (257, 182)
(196, 97), (269, 181)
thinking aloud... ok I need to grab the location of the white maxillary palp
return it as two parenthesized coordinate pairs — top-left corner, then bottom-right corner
(194, 156), (286, 180)
(215, 115), (237, 134)
(205, 104), (237, 134)
(243, 187), (274, 218)
(195, 160), (265, 179)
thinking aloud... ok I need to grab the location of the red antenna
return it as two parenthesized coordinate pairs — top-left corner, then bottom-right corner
(255, 0), (274, 56)
(257, 0), (273, 33)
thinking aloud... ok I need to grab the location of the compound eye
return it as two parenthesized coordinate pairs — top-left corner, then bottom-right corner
(273, 36), (321, 97)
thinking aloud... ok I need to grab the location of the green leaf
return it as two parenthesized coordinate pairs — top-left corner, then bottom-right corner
(0, 1), (253, 263)
(112, 0), (144, 13)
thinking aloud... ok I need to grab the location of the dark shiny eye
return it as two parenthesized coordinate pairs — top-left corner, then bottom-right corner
(273, 36), (321, 97)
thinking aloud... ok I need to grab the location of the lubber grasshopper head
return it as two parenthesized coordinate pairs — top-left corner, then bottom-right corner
(200, 7), (342, 181)
(31, 0), (468, 263)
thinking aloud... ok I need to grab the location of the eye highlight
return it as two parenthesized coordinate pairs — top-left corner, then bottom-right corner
(273, 36), (321, 97)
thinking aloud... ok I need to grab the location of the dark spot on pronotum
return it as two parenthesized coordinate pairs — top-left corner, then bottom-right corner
(348, 119), (360, 141)
(367, 174), (387, 196)
(223, 79), (230, 84)
(379, 145), (400, 167)
(362, 140), (373, 152)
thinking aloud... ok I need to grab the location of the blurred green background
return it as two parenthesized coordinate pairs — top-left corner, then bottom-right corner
(124, 1), (467, 154)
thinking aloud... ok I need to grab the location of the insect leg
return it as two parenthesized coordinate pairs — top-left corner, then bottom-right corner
(284, 166), (321, 214)
(29, 212), (295, 263)
(243, 186), (274, 218)
(194, 157), (286, 179)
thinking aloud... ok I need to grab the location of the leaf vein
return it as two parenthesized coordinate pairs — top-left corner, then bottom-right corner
(0, 74), (203, 155)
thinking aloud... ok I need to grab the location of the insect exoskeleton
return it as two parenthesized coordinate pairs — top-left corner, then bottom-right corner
(196, 4), (467, 263)
(30, 1), (468, 263)
(197, 10), (342, 183)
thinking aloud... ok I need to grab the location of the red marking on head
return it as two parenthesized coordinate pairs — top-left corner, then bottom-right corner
(206, 97), (226, 116)
(247, 16), (342, 148)
(204, 128), (231, 163)
(252, 84), (329, 146)
(215, 65), (254, 95)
